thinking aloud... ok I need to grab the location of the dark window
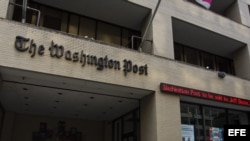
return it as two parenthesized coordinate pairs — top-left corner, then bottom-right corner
(184, 47), (200, 65)
(216, 57), (230, 73)
(43, 15), (61, 30)
(180, 102), (250, 141)
(12, 0), (39, 25)
(201, 52), (215, 70)
(228, 110), (249, 125)
(173, 43), (235, 75)
(79, 17), (96, 38)
(42, 7), (62, 30)
(68, 14), (79, 35)
(11, 1), (141, 49)
(174, 43), (183, 61)
(96, 22), (121, 45)
(180, 103), (204, 141)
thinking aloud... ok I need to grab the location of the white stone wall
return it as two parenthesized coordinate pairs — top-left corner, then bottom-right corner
(1, 1), (250, 140)
(0, 20), (249, 99)
(0, 19), (250, 141)
(0, 0), (9, 18)
(130, 0), (250, 79)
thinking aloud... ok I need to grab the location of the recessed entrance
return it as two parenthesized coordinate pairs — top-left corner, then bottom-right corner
(0, 67), (153, 141)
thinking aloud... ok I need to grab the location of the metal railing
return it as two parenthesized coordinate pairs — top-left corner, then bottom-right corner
(9, 2), (41, 26)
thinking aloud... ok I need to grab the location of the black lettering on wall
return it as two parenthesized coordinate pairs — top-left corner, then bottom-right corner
(49, 41), (64, 58)
(38, 45), (45, 55)
(73, 52), (79, 62)
(15, 36), (29, 52)
(65, 50), (72, 61)
(29, 40), (37, 58)
(13, 36), (148, 76)
(97, 57), (104, 70)
(80, 51), (86, 66)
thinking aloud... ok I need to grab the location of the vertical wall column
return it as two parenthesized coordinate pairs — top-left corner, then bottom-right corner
(6, 0), (16, 20)
(140, 90), (182, 141)
(0, 0), (10, 19)
(225, 0), (242, 23)
(238, 0), (250, 27)
(140, 94), (157, 141)
(152, 12), (175, 59)
(234, 46), (250, 79)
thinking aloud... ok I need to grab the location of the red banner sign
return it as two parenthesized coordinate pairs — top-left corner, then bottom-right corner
(160, 83), (250, 107)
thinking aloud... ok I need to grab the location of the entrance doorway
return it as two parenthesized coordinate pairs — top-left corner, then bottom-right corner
(113, 109), (140, 141)
(0, 67), (152, 141)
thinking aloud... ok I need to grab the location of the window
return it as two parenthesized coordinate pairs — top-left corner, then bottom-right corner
(173, 43), (235, 75)
(174, 43), (183, 61)
(12, 0), (38, 25)
(79, 17), (96, 39)
(10, 1), (141, 50)
(203, 107), (226, 141)
(184, 47), (200, 65)
(228, 110), (249, 125)
(97, 22), (121, 45)
(42, 7), (62, 30)
(216, 56), (231, 73)
(181, 103), (204, 141)
(121, 29), (141, 50)
(201, 52), (215, 70)
(68, 14), (79, 35)
(180, 103), (250, 141)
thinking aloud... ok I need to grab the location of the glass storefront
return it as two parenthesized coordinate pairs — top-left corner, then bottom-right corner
(180, 102), (249, 141)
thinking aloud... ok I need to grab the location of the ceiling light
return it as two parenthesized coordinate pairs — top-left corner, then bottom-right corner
(118, 100), (123, 103)
(90, 97), (94, 99)
(24, 97), (29, 99)
(23, 88), (28, 91)
(83, 104), (88, 107)
(58, 92), (63, 95)
(25, 103), (29, 106)
(53, 106), (56, 109)
(55, 100), (60, 103)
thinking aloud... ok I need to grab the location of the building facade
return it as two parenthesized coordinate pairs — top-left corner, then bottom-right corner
(0, 0), (250, 141)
